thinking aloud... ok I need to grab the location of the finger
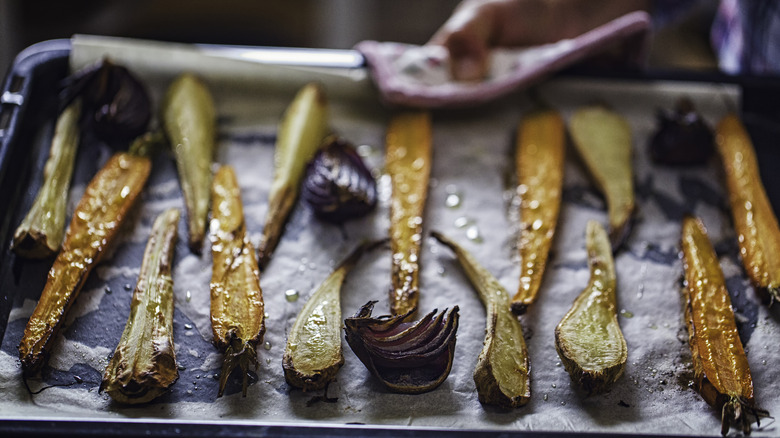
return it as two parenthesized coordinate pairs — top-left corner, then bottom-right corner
(445, 31), (490, 81)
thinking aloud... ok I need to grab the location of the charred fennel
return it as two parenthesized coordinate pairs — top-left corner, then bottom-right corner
(283, 240), (382, 391)
(715, 114), (780, 303)
(162, 73), (216, 253)
(18, 135), (155, 375)
(386, 111), (432, 317)
(101, 208), (180, 404)
(210, 165), (266, 397)
(257, 83), (329, 269)
(554, 220), (627, 394)
(510, 108), (565, 315)
(569, 104), (635, 249)
(12, 99), (82, 259)
(681, 216), (769, 435)
(432, 232), (530, 408)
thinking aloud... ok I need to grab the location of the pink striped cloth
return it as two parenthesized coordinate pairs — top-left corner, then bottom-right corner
(356, 11), (652, 108)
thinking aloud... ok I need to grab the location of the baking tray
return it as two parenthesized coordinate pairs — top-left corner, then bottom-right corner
(1, 38), (780, 438)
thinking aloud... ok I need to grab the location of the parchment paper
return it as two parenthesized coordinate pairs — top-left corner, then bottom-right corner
(1, 37), (778, 436)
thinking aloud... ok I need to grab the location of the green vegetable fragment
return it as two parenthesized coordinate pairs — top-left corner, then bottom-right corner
(162, 73), (216, 253)
(554, 220), (627, 394)
(258, 82), (329, 269)
(283, 240), (383, 391)
(12, 99), (82, 259)
(101, 208), (180, 404)
(432, 231), (530, 408)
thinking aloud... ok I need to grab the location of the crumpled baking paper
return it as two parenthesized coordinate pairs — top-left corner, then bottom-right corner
(0, 46), (777, 436)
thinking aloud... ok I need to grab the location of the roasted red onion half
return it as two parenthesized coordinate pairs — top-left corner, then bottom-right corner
(344, 301), (459, 394)
(301, 136), (377, 223)
(62, 59), (152, 145)
(648, 97), (714, 166)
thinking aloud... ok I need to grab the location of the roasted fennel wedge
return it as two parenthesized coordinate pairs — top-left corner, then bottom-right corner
(432, 232), (530, 408)
(554, 220), (627, 394)
(283, 240), (382, 391)
(569, 104), (634, 249)
(101, 208), (180, 404)
(715, 114), (780, 303)
(12, 99), (82, 259)
(162, 73), (216, 253)
(386, 111), (432, 317)
(510, 107), (565, 315)
(681, 216), (769, 436)
(257, 82), (329, 269)
(210, 165), (266, 397)
(19, 135), (154, 375)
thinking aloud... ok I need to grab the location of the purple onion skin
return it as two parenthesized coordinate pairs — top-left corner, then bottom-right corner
(649, 98), (714, 166)
(302, 136), (377, 223)
(61, 59), (152, 146)
(344, 301), (459, 394)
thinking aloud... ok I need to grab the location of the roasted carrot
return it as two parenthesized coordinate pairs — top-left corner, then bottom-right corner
(18, 137), (154, 375)
(210, 165), (266, 397)
(386, 111), (432, 317)
(510, 108), (565, 315)
(101, 208), (180, 404)
(715, 114), (780, 303)
(680, 216), (769, 435)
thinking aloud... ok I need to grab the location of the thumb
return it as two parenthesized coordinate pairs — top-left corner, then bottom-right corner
(445, 32), (490, 81)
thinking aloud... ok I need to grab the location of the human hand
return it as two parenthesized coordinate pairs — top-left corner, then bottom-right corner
(428, 0), (650, 81)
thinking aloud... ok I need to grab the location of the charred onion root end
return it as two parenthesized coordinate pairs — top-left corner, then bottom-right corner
(218, 338), (259, 398)
(344, 301), (459, 394)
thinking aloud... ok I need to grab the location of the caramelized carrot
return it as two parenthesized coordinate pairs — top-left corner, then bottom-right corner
(680, 216), (769, 435)
(510, 108), (565, 315)
(385, 111), (432, 317)
(715, 114), (780, 303)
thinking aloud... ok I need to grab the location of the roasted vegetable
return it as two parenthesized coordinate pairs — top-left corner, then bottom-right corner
(101, 208), (180, 404)
(386, 111), (432, 316)
(257, 83), (329, 269)
(510, 108), (565, 315)
(63, 59), (151, 144)
(344, 301), (459, 394)
(301, 135), (377, 223)
(432, 232), (530, 408)
(715, 114), (780, 303)
(161, 73), (216, 253)
(649, 97), (714, 165)
(283, 240), (382, 391)
(12, 99), (82, 259)
(554, 220), (627, 394)
(210, 165), (266, 397)
(18, 137), (154, 375)
(680, 216), (769, 435)
(569, 104), (635, 249)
